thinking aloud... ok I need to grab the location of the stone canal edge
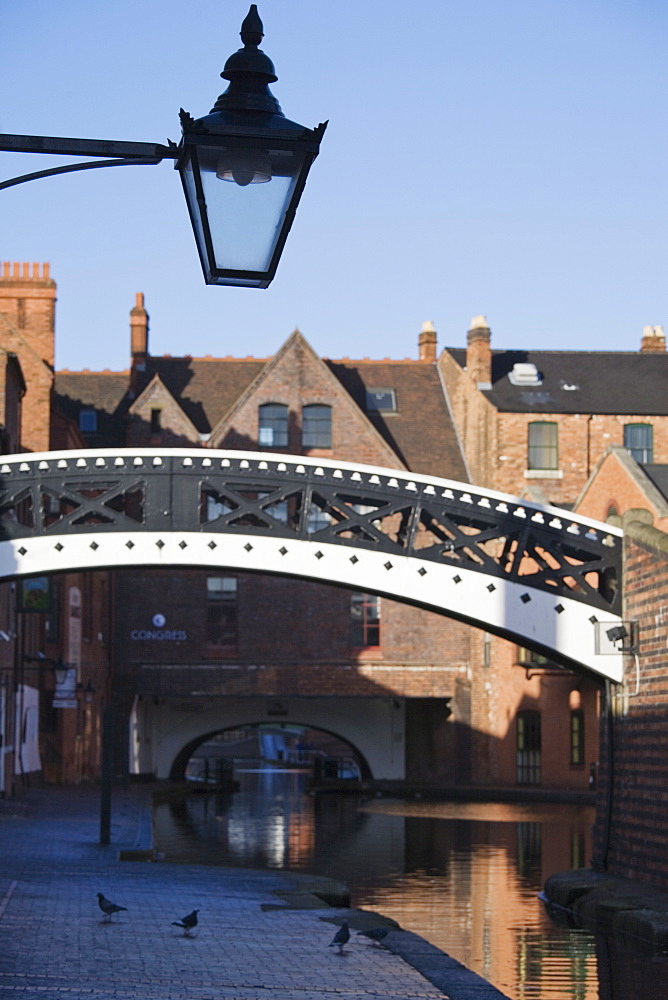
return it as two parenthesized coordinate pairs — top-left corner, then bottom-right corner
(0, 784), (512, 1000)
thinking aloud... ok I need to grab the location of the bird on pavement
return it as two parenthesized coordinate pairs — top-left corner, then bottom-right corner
(172, 909), (199, 936)
(357, 926), (390, 946)
(328, 921), (350, 953)
(96, 892), (127, 921)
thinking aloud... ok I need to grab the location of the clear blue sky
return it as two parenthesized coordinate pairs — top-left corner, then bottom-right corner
(1, 0), (667, 372)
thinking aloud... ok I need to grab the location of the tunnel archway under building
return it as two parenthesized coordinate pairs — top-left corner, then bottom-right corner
(130, 694), (402, 781)
(168, 722), (372, 783)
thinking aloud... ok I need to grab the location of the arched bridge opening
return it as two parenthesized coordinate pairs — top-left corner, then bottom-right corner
(0, 448), (624, 679)
(168, 722), (371, 784)
(131, 694), (394, 781)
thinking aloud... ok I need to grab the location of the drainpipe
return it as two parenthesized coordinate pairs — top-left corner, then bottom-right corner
(594, 679), (614, 870)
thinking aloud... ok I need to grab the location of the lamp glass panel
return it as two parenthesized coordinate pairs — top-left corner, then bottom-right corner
(181, 150), (209, 268)
(196, 145), (301, 273)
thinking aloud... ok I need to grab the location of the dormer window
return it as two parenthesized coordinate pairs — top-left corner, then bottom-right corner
(366, 388), (397, 412)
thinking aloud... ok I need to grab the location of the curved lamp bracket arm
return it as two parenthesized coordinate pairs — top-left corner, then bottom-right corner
(0, 132), (179, 190)
(0, 156), (166, 191)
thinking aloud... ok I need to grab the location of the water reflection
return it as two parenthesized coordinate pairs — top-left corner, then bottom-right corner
(153, 771), (668, 1000)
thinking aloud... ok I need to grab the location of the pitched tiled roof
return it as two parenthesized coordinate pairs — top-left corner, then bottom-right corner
(327, 360), (468, 480)
(640, 464), (668, 503)
(445, 348), (668, 415)
(136, 357), (266, 432)
(55, 372), (130, 445)
(55, 357), (267, 439)
(54, 353), (467, 480)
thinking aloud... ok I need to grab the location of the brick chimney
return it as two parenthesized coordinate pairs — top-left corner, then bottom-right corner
(0, 262), (56, 452)
(640, 324), (666, 353)
(466, 315), (492, 388)
(418, 321), (437, 362)
(130, 292), (149, 359)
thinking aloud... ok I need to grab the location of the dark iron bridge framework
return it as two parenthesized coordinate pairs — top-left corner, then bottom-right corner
(0, 448), (624, 679)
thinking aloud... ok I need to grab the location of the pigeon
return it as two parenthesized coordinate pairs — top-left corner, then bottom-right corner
(97, 892), (127, 921)
(172, 909), (199, 936)
(357, 926), (390, 946)
(328, 920), (350, 953)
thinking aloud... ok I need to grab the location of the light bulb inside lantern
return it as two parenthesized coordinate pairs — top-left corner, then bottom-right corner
(216, 148), (272, 186)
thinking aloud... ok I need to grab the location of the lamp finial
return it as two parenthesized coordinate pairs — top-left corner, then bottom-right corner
(241, 5), (264, 47)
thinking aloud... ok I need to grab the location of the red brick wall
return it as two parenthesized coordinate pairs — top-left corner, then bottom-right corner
(467, 629), (600, 790)
(440, 350), (668, 506)
(210, 332), (402, 467)
(113, 568), (468, 701)
(494, 412), (668, 506)
(593, 518), (668, 887)
(0, 262), (55, 453)
(577, 449), (668, 531)
(127, 377), (200, 447)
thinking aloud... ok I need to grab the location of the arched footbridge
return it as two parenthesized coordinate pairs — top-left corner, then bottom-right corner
(0, 448), (624, 680)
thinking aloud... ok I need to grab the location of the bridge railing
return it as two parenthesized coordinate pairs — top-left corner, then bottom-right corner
(0, 448), (623, 616)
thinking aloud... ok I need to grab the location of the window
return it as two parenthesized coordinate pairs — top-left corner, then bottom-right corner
(350, 592), (380, 648)
(528, 422), (558, 470)
(302, 404), (331, 448)
(78, 409), (97, 433)
(306, 504), (333, 534)
(366, 388), (397, 412)
(259, 403), (288, 448)
(624, 423), (653, 463)
(517, 647), (551, 668)
(150, 409), (162, 434)
(570, 709), (585, 765)
(206, 576), (238, 653)
(517, 711), (541, 784)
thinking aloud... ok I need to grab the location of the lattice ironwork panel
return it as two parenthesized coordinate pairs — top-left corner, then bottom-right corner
(0, 450), (622, 615)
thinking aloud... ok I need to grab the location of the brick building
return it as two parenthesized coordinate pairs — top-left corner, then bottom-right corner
(1, 262), (665, 798)
(561, 448), (668, 886)
(436, 316), (668, 797)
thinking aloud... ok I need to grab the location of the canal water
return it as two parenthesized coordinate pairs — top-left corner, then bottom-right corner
(153, 769), (668, 1000)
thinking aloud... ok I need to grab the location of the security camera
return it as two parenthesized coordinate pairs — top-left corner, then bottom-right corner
(606, 625), (628, 643)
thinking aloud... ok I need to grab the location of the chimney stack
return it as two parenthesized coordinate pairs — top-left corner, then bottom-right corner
(0, 262), (56, 452)
(466, 315), (492, 388)
(640, 324), (666, 353)
(130, 292), (149, 359)
(419, 320), (437, 362)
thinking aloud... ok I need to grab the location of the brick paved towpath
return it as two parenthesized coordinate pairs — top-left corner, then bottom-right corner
(0, 785), (510, 1000)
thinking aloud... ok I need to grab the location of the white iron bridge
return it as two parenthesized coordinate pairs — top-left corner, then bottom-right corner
(0, 448), (624, 680)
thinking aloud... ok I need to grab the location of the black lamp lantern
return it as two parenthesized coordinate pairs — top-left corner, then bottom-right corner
(177, 5), (327, 288)
(52, 658), (70, 686)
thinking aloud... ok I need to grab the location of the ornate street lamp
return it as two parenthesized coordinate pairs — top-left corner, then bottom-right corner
(22, 653), (70, 685)
(178, 6), (327, 287)
(0, 6), (326, 288)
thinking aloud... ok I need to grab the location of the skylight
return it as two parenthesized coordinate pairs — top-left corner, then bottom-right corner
(366, 388), (397, 412)
(508, 363), (542, 386)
